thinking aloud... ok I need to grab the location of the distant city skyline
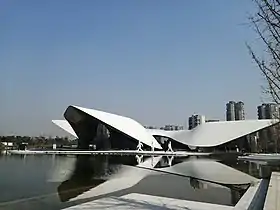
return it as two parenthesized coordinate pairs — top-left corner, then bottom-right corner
(0, 1), (272, 136)
(2, 100), (279, 137)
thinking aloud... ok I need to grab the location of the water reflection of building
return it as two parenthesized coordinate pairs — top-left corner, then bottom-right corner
(154, 156), (187, 168)
(189, 177), (208, 189)
(136, 155), (143, 164)
(57, 156), (106, 201)
(230, 187), (247, 205)
(57, 155), (137, 202)
(221, 158), (280, 179)
(189, 177), (247, 206)
(54, 155), (258, 207)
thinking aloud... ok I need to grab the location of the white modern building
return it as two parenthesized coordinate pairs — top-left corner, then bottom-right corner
(52, 105), (279, 151)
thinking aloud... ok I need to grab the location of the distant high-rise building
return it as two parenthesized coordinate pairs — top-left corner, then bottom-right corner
(257, 103), (280, 153)
(257, 103), (280, 119)
(235, 101), (245, 120)
(226, 101), (235, 121)
(226, 101), (245, 121)
(188, 114), (206, 130)
(257, 104), (266, 119)
(267, 103), (280, 119)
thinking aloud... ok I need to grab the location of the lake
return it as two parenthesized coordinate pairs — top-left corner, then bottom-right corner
(0, 154), (279, 210)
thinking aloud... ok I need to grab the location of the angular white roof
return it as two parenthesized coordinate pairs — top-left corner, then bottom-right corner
(64, 105), (162, 149)
(52, 120), (78, 138)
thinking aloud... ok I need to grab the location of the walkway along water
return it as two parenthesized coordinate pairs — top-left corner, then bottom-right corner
(7, 149), (212, 157)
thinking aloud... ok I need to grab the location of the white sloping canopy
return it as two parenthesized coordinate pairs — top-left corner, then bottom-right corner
(52, 120), (78, 138)
(147, 119), (278, 147)
(71, 106), (162, 149)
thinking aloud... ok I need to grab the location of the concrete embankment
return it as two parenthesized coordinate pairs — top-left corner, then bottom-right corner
(238, 154), (280, 161)
(7, 149), (212, 157)
(264, 172), (280, 210)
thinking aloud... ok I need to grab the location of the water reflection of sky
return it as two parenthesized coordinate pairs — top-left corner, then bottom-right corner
(0, 154), (279, 210)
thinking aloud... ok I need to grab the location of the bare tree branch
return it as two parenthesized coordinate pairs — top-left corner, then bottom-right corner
(249, 0), (280, 105)
(248, 0), (280, 153)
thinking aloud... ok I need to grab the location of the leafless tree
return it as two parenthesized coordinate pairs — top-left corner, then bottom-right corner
(247, 0), (280, 152)
(247, 0), (280, 103)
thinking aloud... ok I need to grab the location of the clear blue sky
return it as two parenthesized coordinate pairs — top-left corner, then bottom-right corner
(0, 0), (265, 136)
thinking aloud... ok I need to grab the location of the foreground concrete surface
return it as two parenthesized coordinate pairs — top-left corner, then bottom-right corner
(62, 180), (264, 210)
(264, 172), (280, 210)
(62, 193), (233, 210)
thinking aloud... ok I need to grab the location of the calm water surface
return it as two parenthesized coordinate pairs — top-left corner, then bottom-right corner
(0, 154), (279, 210)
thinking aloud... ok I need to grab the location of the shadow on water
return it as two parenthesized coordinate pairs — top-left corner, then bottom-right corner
(57, 155), (107, 202)
(57, 155), (152, 202)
